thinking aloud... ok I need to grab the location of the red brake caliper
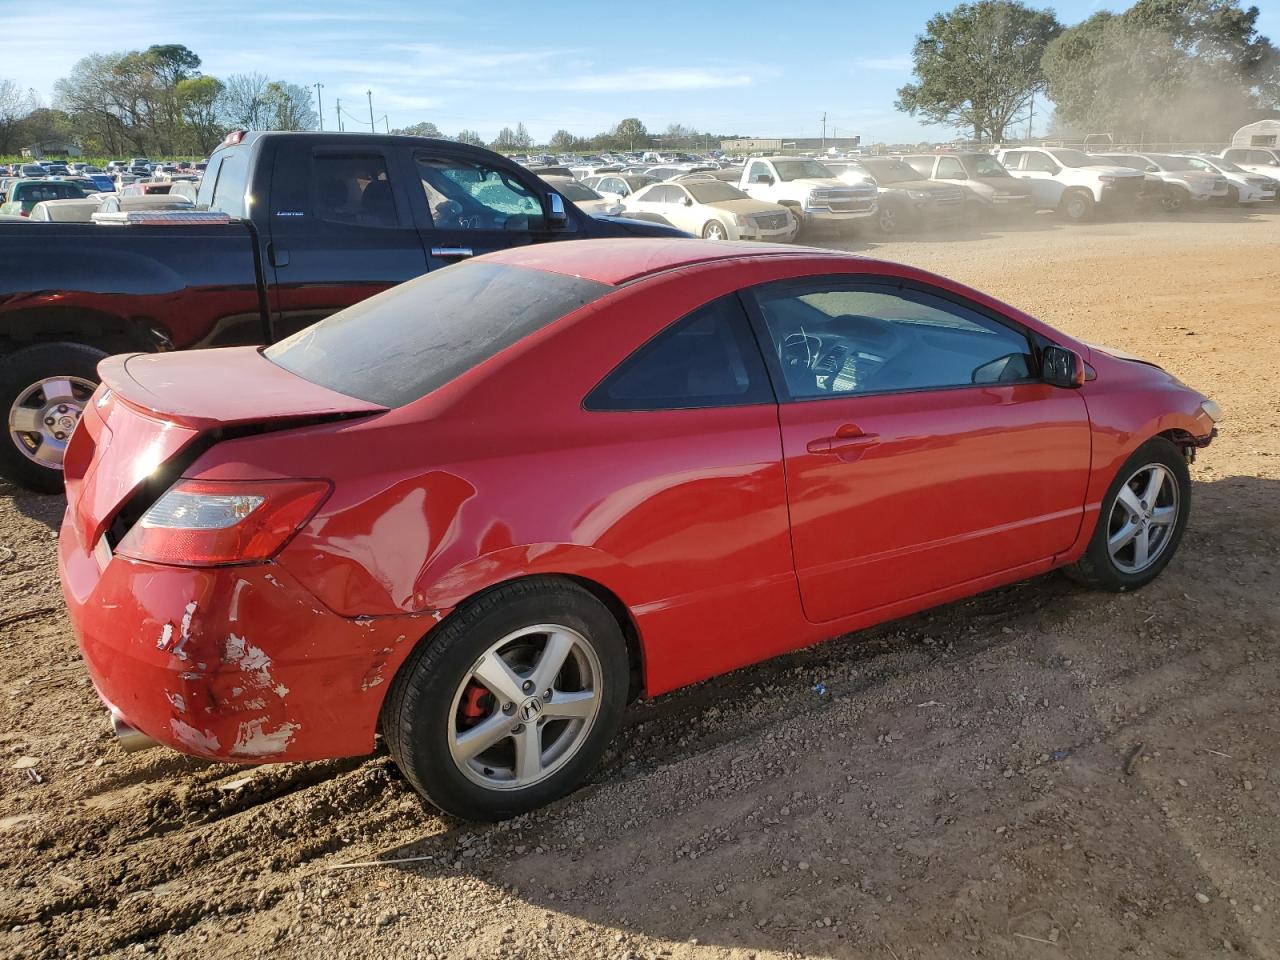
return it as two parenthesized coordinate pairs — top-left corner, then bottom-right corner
(459, 682), (493, 729)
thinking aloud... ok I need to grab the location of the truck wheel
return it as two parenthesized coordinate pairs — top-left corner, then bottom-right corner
(1059, 189), (1095, 222)
(1160, 187), (1188, 214)
(876, 202), (901, 234)
(784, 206), (805, 239)
(382, 577), (630, 820)
(0, 342), (107, 494)
(701, 220), (728, 240)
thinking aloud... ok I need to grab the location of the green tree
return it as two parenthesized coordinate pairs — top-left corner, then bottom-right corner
(456, 128), (484, 146)
(548, 129), (577, 152)
(613, 117), (647, 150)
(393, 121), (444, 138)
(261, 82), (317, 131)
(1043, 0), (1280, 141)
(513, 122), (533, 150)
(0, 80), (34, 154)
(176, 75), (224, 154)
(896, 1), (1063, 141)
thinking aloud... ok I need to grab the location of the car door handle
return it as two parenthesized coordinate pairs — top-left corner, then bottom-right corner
(431, 246), (473, 258)
(806, 426), (881, 456)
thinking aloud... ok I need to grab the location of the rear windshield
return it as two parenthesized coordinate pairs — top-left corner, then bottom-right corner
(265, 261), (610, 407)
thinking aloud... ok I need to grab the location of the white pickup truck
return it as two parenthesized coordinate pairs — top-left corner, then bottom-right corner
(994, 146), (1144, 221)
(739, 156), (877, 234)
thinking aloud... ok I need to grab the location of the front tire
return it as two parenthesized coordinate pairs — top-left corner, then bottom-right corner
(1067, 438), (1191, 592)
(1059, 189), (1095, 222)
(876, 201), (902, 234)
(701, 219), (728, 240)
(0, 341), (106, 494)
(382, 578), (630, 820)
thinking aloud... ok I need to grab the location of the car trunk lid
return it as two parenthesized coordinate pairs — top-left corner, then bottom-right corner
(66, 347), (386, 550)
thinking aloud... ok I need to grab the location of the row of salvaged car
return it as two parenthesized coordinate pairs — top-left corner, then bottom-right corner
(525, 145), (1280, 238)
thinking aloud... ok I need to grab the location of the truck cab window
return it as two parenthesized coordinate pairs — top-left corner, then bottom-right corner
(310, 154), (400, 228)
(416, 154), (545, 231)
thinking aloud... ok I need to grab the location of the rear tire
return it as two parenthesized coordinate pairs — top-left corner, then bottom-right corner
(1160, 186), (1188, 214)
(382, 577), (630, 821)
(0, 341), (106, 494)
(1066, 438), (1191, 592)
(701, 219), (728, 240)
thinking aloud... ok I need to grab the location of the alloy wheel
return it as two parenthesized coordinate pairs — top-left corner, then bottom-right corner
(878, 206), (898, 233)
(8, 376), (96, 469)
(703, 221), (727, 240)
(1107, 463), (1179, 574)
(447, 624), (602, 791)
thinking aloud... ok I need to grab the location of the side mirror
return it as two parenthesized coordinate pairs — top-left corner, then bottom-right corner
(1042, 345), (1085, 388)
(548, 192), (568, 229)
(681, 196), (692, 206)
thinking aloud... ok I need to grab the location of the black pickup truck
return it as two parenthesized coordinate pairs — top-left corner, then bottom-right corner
(0, 130), (685, 491)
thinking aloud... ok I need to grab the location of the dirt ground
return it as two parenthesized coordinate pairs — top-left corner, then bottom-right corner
(2, 208), (1279, 960)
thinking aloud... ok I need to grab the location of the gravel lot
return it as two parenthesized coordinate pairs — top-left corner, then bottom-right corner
(2, 209), (1278, 960)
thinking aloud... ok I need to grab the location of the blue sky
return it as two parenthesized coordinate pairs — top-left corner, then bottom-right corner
(5, 0), (1279, 144)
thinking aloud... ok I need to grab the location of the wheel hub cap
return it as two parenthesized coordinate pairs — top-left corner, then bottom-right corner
(1106, 463), (1179, 574)
(447, 624), (602, 791)
(8, 376), (97, 469)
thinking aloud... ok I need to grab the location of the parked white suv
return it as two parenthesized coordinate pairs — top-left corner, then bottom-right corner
(1093, 152), (1229, 211)
(738, 156), (876, 234)
(995, 146), (1144, 221)
(1220, 146), (1280, 178)
(1182, 154), (1277, 205)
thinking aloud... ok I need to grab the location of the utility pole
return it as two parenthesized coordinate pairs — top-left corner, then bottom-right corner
(314, 82), (324, 131)
(1026, 92), (1034, 143)
(335, 98), (343, 132)
(367, 90), (375, 132)
(821, 111), (827, 153)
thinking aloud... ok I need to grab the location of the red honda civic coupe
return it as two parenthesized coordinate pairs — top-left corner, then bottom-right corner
(59, 239), (1218, 819)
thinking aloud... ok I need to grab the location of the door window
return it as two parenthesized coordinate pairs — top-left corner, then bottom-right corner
(1001, 151), (1025, 170)
(747, 161), (771, 183)
(416, 153), (544, 230)
(936, 157), (965, 179)
(752, 281), (1035, 399)
(310, 153), (400, 228)
(586, 295), (772, 411)
(1022, 152), (1059, 174)
(207, 149), (249, 217)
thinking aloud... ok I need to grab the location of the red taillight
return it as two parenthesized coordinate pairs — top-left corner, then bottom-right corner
(116, 479), (331, 567)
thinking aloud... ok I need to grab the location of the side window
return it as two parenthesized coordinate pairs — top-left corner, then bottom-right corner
(1223, 149), (1245, 162)
(639, 185), (672, 203)
(752, 281), (1035, 400)
(585, 295), (772, 411)
(416, 153), (544, 230)
(1022, 152), (1058, 173)
(208, 148), (249, 218)
(747, 161), (770, 183)
(936, 157), (965, 179)
(310, 153), (399, 228)
(599, 178), (622, 195)
(195, 154), (224, 208)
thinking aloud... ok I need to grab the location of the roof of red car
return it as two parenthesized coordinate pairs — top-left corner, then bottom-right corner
(483, 238), (858, 286)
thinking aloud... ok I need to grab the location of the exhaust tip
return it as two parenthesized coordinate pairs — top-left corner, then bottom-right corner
(110, 711), (161, 753)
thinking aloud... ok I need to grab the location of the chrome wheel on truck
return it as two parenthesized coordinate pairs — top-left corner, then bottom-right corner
(0, 341), (107, 494)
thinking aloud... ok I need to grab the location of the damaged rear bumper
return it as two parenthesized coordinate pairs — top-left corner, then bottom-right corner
(59, 514), (444, 763)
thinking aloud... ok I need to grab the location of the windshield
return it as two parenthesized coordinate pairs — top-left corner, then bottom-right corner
(964, 155), (1009, 177)
(686, 182), (749, 203)
(1046, 148), (1094, 168)
(1199, 156), (1241, 174)
(773, 159), (833, 181)
(854, 158), (923, 183)
(555, 181), (602, 201)
(266, 262), (610, 407)
(1151, 155), (1197, 172)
